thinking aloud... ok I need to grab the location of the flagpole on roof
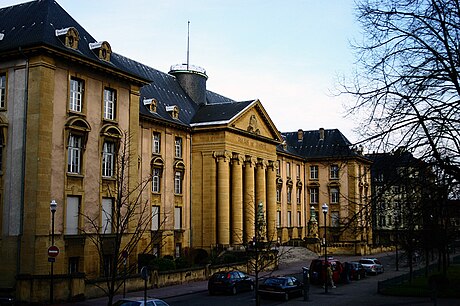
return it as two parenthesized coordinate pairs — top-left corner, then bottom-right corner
(187, 21), (190, 70)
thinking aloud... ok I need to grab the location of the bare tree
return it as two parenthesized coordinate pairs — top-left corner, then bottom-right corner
(80, 133), (162, 306)
(343, 0), (460, 183)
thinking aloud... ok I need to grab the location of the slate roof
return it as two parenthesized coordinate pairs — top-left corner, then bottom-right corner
(366, 149), (425, 180)
(279, 129), (362, 159)
(0, 0), (253, 128)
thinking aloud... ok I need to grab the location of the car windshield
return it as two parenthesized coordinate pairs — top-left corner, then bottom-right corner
(264, 278), (286, 286)
(360, 260), (373, 264)
(212, 273), (228, 280)
(113, 301), (141, 306)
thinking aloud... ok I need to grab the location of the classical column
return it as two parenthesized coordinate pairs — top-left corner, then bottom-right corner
(255, 158), (266, 240)
(214, 151), (231, 245)
(231, 153), (244, 244)
(243, 156), (256, 242)
(266, 161), (277, 242)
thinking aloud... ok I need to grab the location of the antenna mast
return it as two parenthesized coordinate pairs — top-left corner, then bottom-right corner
(186, 21), (190, 70)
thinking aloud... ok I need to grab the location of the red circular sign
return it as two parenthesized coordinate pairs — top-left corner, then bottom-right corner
(48, 245), (60, 257)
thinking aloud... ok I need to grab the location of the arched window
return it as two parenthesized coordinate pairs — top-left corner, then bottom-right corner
(65, 117), (91, 175)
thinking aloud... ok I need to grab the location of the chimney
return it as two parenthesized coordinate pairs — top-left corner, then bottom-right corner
(297, 129), (303, 142)
(319, 128), (325, 140)
(169, 64), (208, 105)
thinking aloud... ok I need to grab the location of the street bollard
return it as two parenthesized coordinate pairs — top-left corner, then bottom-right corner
(302, 267), (310, 301)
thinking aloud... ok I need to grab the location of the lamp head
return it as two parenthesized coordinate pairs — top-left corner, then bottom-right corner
(322, 203), (328, 214)
(310, 206), (315, 211)
(50, 200), (57, 212)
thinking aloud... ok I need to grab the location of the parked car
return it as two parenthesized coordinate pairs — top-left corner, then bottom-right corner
(309, 258), (344, 284)
(258, 276), (303, 301)
(359, 258), (384, 275)
(208, 270), (254, 295)
(113, 297), (169, 306)
(346, 261), (366, 280)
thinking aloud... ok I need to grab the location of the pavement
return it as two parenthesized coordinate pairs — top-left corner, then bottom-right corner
(55, 250), (459, 306)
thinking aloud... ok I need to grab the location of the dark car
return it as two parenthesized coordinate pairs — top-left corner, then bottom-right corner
(208, 270), (254, 295)
(309, 258), (344, 285)
(258, 276), (303, 301)
(346, 261), (366, 280)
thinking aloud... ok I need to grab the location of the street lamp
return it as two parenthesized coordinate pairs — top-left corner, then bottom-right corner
(394, 210), (399, 271)
(322, 203), (328, 294)
(50, 200), (57, 304)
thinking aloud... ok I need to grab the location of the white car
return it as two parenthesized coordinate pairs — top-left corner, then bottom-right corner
(359, 258), (384, 275)
(113, 297), (169, 306)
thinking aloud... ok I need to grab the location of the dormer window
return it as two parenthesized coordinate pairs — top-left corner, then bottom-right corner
(143, 98), (157, 113)
(55, 27), (80, 49)
(166, 105), (179, 119)
(89, 41), (112, 61)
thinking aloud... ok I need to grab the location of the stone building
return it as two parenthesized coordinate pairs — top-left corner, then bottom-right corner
(278, 129), (373, 254)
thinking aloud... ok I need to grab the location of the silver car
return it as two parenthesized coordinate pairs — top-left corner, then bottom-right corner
(113, 297), (169, 306)
(359, 258), (384, 275)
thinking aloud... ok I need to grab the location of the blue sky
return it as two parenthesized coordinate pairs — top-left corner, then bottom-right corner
(1, 0), (361, 142)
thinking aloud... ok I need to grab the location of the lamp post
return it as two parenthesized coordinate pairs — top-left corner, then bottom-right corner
(394, 210), (399, 271)
(50, 200), (57, 304)
(322, 203), (328, 294)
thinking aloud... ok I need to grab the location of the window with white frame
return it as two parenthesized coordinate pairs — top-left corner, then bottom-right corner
(276, 186), (281, 202)
(309, 187), (318, 204)
(102, 141), (115, 177)
(331, 211), (340, 227)
(101, 198), (113, 233)
(276, 211), (281, 227)
(68, 134), (82, 174)
(310, 165), (318, 179)
(276, 160), (280, 176)
(69, 77), (84, 112)
(330, 187), (339, 204)
(174, 171), (182, 194)
(297, 211), (301, 227)
(103, 88), (116, 120)
(174, 206), (182, 230)
(287, 186), (292, 204)
(296, 188), (301, 204)
(152, 132), (161, 154)
(152, 168), (161, 193)
(174, 137), (182, 158)
(330, 164), (339, 179)
(0, 73), (6, 109)
(287, 211), (292, 227)
(286, 162), (291, 177)
(296, 164), (300, 178)
(151, 205), (160, 230)
(66, 196), (80, 234)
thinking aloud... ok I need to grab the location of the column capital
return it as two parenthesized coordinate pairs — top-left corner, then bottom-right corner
(267, 160), (277, 171)
(213, 150), (231, 162)
(256, 158), (267, 169)
(244, 155), (256, 167)
(231, 153), (244, 165)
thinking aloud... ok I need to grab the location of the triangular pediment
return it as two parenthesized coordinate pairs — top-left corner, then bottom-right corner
(230, 100), (282, 142)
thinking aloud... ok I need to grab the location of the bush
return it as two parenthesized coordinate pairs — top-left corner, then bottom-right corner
(150, 257), (176, 271)
(175, 256), (191, 269)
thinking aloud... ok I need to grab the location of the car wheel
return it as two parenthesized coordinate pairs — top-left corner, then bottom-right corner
(284, 292), (289, 301)
(231, 286), (237, 295)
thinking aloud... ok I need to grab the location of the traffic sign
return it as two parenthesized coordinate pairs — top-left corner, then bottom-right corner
(48, 245), (59, 257)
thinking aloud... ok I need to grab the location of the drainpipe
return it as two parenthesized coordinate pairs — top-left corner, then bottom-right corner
(17, 46), (29, 277)
(189, 134), (193, 248)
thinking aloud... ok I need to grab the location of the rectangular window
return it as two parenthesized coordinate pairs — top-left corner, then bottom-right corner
(174, 206), (182, 230)
(103, 88), (116, 120)
(68, 134), (82, 174)
(309, 187), (318, 204)
(287, 211), (292, 227)
(296, 188), (301, 204)
(331, 211), (340, 227)
(69, 257), (79, 274)
(69, 77), (84, 112)
(101, 198), (113, 234)
(102, 141), (115, 177)
(175, 243), (182, 258)
(66, 196), (80, 235)
(330, 164), (339, 179)
(287, 187), (292, 204)
(276, 160), (281, 176)
(102, 255), (112, 277)
(0, 129), (4, 172)
(296, 164), (300, 178)
(174, 171), (182, 194)
(310, 165), (318, 180)
(152, 206), (160, 230)
(0, 73), (6, 109)
(152, 168), (160, 193)
(152, 132), (161, 154)
(286, 162), (291, 177)
(330, 188), (339, 204)
(276, 187), (281, 202)
(153, 244), (160, 258)
(174, 137), (182, 158)
(297, 211), (301, 227)
(276, 211), (281, 227)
